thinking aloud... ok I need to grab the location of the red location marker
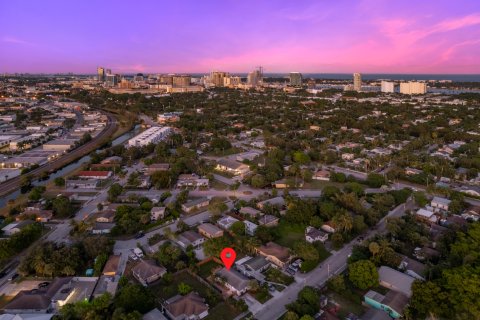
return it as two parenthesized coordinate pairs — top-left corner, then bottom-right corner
(220, 247), (236, 270)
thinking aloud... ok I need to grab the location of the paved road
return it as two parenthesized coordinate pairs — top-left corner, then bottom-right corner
(0, 111), (118, 196)
(254, 197), (416, 320)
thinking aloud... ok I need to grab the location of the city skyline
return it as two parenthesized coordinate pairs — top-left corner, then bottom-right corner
(1, 0), (480, 74)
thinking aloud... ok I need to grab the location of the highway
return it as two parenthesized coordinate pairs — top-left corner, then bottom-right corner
(0, 111), (118, 197)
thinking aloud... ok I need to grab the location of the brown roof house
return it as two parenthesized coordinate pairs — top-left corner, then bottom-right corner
(163, 292), (209, 320)
(132, 260), (166, 286)
(102, 255), (120, 276)
(198, 223), (223, 239)
(256, 242), (291, 268)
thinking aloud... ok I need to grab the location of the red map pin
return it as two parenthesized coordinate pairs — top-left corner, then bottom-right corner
(220, 247), (236, 270)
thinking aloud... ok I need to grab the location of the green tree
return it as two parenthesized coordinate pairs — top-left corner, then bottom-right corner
(114, 284), (155, 314)
(348, 259), (379, 289)
(327, 274), (346, 293)
(108, 183), (123, 202)
(178, 282), (192, 295)
(52, 195), (74, 218)
(366, 173), (386, 188)
(230, 221), (245, 235)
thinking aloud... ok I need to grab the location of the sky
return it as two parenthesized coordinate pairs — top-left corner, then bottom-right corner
(1, 0), (480, 74)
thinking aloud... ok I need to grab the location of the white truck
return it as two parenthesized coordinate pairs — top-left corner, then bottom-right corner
(133, 248), (144, 258)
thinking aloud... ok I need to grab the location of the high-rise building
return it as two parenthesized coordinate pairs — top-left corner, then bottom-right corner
(210, 71), (228, 87)
(134, 73), (144, 82)
(106, 69), (112, 75)
(106, 74), (120, 87)
(353, 73), (362, 92)
(159, 75), (174, 85)
(400, 81), (427, 95)
(172, 75), (191, 87)
(224, 76), (241, 87)
(381, 81), (395, 93)
(289, 72), (303, 87)
(97, 67), (105, 82)
(247, 68), (263, 87)
(307, 79), (316, 89)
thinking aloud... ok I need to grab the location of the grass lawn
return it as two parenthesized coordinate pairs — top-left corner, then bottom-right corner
(206, 301), (243, 320)
(265, 268), (294, 286)
(251, 286), (272, 303)
(329, 291), (367, 319)
(150, 271), (214, 302)
(303, 180), (344, 189)
(210, 180), (228, 191)
(198, 260), (222, 279)
(274, 222), (305, 249)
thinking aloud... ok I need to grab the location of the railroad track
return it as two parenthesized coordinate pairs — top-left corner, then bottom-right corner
(0, 111), (118, 197)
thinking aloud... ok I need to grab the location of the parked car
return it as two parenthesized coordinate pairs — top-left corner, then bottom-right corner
(135, 231), (145, 239)
(8, 273), (19, 281)
(38, 282), (50, 288)
(129, 254), (138, 261)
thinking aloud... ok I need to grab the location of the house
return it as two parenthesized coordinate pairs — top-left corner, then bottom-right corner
(163, 292), (209, 320)
(198, 223), (224, 239)
(176, 231), (205, 249)
(19, 208), (53, 223)
(176, 173), (209, 188)
(91, 222), (115, 235)
(415, 208), (438, 224)
(132, 260), (167, 286)
(181, 198), (210, 213)
(215, 159), (250, 176)
(258, 215), (279, 227)
(244, 220), (258, 236)
(150, 207), (166, 221)
(1, 220), (34, 236)
(364, 290), (409, 319)
(257, 197), (285, 210)
(100, 156), (122, 165)
(256, 242), (291, 268)
(305, 226), (329, 243)
(378, 266), (415, 297)
(216, 268), (250, 296)
(235, 151), (260, 162)
(431, 196), (451, 212)
(398, 256), (426, 281)
(96, 210), (115, 223)
(239, 206), (262, 217)
(217, 215), (239, 230)
(3, 277), (72, 314)
(77, 171), (112, 180)
(66, 179), (99, 189)
(145, 163), (170, 175)
(143, 308), (168, 320)
(102, 255), (120, 276)
(462, 206), (480, 222)
(404, 167), (423, 176)
(341, 153), (355, 160)
(321, 221), (336, 233)
(235, 256), (270, 279)
(313, 170), (330, 181)
(457, 185), (480, 197)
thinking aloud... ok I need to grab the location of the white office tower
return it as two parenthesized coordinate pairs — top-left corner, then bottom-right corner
(381, 81), (395, 93)
(399, 81), (427, 95)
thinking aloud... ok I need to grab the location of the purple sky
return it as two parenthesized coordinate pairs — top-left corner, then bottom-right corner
(1, 0), (480, 74)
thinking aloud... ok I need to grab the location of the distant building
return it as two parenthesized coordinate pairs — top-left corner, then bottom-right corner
(127, 126), (172, 148)
(216, 268), (250, 296)
(172, 75), (191, 87)
(247, 68), (263, 87)
(289, 72), (303, 87)
(353, 73), (362, 92)
(181, 198), (210, 213)
(381, 81), (395, 93)
(399, 81), (427, 94)
(210, 71), (228, 87)
(198, 223), (224, 239)
(150, 207), (166, 221)
(305, 226), (329, 243)
(97, 67), (106, 82)
(215, 159), (250, 176)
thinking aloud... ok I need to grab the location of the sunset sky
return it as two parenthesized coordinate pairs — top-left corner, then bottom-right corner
(1, 0), (480, 74)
